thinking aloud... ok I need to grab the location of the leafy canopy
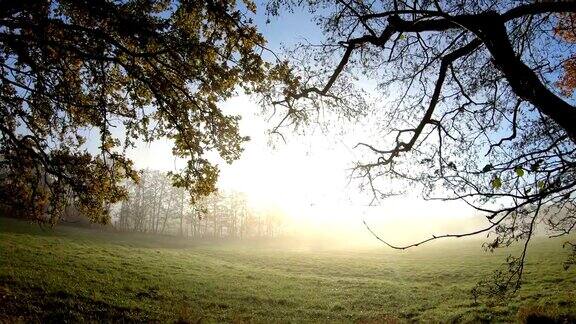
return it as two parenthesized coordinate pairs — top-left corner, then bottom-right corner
(0, 0), (268, 224)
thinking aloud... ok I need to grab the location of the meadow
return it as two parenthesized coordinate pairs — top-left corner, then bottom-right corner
(0, 217), (575, 323)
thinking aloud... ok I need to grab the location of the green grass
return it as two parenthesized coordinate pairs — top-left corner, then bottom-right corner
(1, 217), (575, 323)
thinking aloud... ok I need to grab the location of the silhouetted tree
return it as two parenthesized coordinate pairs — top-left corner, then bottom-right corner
(0, 0), (267, 224)
(263, 0), (576, 299)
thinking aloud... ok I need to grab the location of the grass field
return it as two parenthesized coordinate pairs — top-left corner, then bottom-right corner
(1, 217), (575, 323)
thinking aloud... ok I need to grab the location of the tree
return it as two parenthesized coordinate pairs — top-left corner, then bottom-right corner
(263, 0), (576, 298)
(0, 0), (268, 224)
(112, 170), (282, 239)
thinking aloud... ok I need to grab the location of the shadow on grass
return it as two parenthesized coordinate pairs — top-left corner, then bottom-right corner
(0, 279), (149, 323)
(517, 304), (576, 324)
(0, 277), (211, 324)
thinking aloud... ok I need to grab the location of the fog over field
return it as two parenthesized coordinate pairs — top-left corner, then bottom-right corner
(2, 1), (576, 323)
(125, 94), (488, 248)
(1, 218), (575, 322)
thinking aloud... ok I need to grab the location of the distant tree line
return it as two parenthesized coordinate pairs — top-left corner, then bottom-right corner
(0, 164), (284, 239)
(114, 170), (283, 239)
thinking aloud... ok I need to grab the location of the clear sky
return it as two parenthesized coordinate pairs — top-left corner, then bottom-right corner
(124, 2), (485, 244)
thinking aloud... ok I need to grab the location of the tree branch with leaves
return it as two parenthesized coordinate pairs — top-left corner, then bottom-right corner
(0, 0), (270, 224)
(263, 0), (576, 299)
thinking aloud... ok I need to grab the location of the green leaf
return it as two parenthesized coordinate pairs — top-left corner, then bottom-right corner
(482, 164), (493, 172)
(491, 177), (502, 190)
(514, 166), (524, 177)
(538, 180), (546, 190)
